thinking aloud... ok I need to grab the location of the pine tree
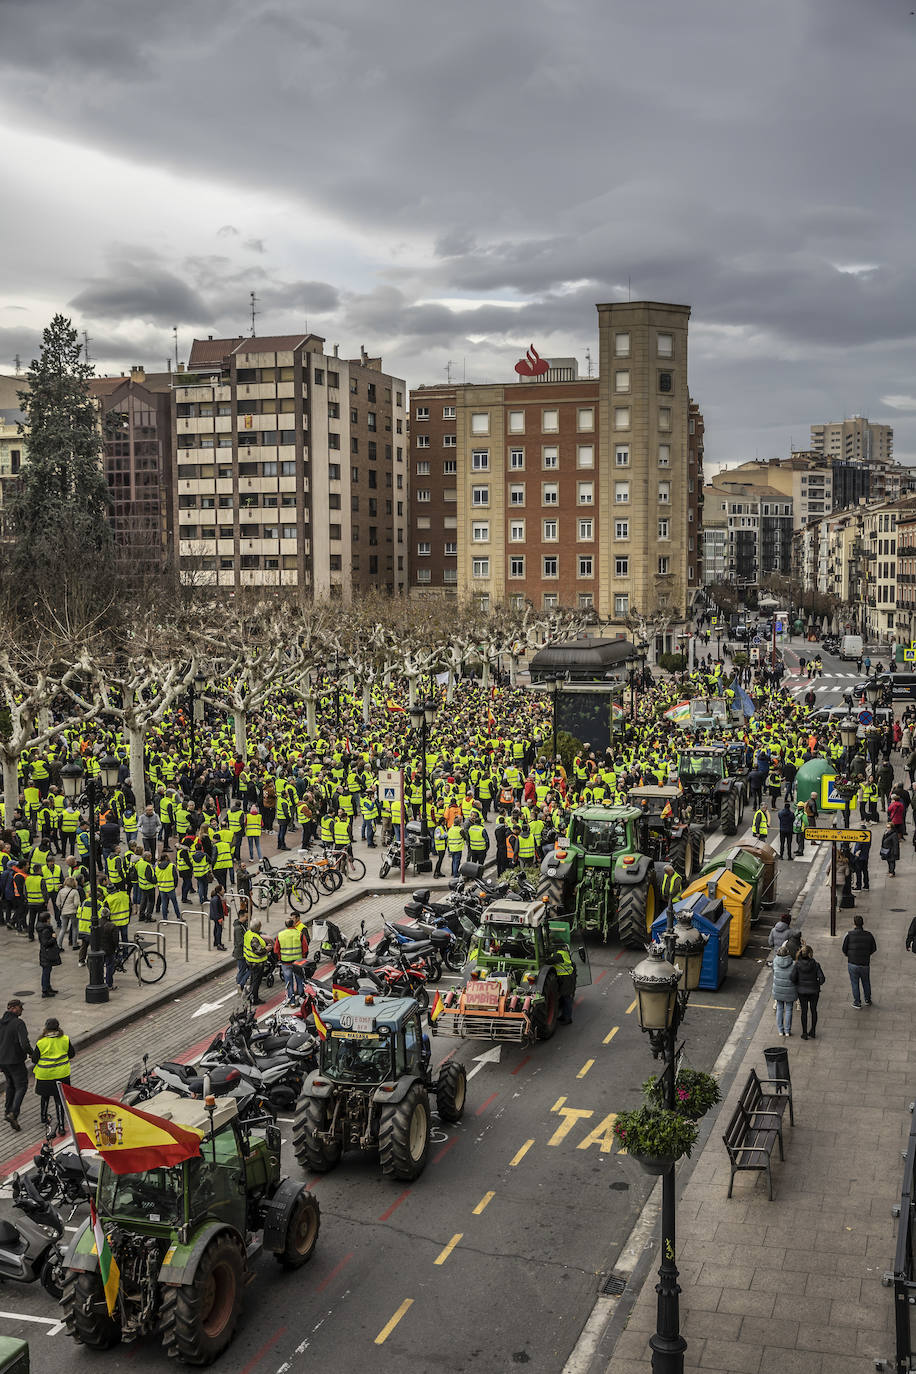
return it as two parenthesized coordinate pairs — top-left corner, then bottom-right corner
(7, 314), (114, 607)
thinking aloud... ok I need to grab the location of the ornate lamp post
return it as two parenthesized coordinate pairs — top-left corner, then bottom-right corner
(631, 905), (707, 1374)
(60, 752), (121, 1005)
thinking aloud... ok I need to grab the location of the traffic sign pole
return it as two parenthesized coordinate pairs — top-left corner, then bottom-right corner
(830, 843), (836, 938)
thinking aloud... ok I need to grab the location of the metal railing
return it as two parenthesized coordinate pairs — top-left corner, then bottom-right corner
(885, 1102), (916, 1371)
(157, 918), (189, 962)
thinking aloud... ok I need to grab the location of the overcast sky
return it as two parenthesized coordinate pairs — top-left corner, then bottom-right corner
(1, 0), (914, 470)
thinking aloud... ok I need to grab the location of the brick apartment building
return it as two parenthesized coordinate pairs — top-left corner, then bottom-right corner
(173, 335), (407, 598)
(409, 301), (698, 623)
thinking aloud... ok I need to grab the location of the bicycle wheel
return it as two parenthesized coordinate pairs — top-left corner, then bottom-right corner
(344, 856), (366, 882)
(252, 880), (273, 911)
(317, 869), (338, 894)
(329, 867), (344, 891)
(137, 948), (167, 984)
(288, 882), (312, 915)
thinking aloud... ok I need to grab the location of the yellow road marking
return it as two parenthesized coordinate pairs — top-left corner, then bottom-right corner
(577, 1059), (595, 1079)
(688, 1003), (736, 1011)
(473, 1191), (495, 1215)
(509, 1139), (534, 1166)
(625, 998), (637, 1015)
(603, 1026), (619, 1045)
(551, 1095), (567, 1113)
(375, 1298), (413, 1344)
(548, 1106), (593, 1146)
(434, 1233), (463, 1266)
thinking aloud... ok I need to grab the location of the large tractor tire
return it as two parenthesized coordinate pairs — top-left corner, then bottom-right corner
(435, 1061), (467, 1122)
(62, 1270), (122, 1350)
(378, 1083), (431, 1181)
(617, 875), (657, 949)
(291, 1095), (342, 1174)
(536, 969), (560, 1041)
(689, 828), (706, 871)
(668, 835), (693, 882)
(160, 1233), (245, 1366)
(720, 789), (739, 835)
(275, 1190), (321, 1270)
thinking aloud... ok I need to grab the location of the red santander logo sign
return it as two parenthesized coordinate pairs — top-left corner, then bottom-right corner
(515, 345), (549, 378)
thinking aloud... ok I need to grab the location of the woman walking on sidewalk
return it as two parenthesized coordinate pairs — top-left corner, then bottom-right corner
(772, 942), (796, 1037)
(790, 944), (825, 1039)
(880, 822), (899, 877)
(30, 1017), (74, 1137)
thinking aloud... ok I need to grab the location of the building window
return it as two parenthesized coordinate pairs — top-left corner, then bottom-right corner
(543, 556), (558, 578)
(510, 520), (526, 541)
(416, 489), (431, 502)
(658, 518), (670, 540)
(415, 405), (429, 420)
(442, 405), (455, 419)
(472, 522), (490, 542)
(577, 444), (594, 468)
(443, 433), (457, 447)
(614, 407), (630, 430)
(472, 557), (490, 578)
(508, 411), (524, 434)
(657, 333), (673, 357)
(614, 594), (629, 616)
(542, 445), (559, 470)
(416, 516), (431, 529)
(658, 407), (672, 431)
(471, 412), (489, 435)
(444, 541), (458, 555)
(658, 444), (671, 467)
(417, 542), (431, 556)
(509, 556), (525, 578)
(615, 520), (629, 539)
(327, 524), (341, 541)
(471, 485), (489, 506)
(615, 370), (630, 393)
(542, 592), (558, 609)
(328, 433), (340, 450)
(615, 445), (629, 467)
(416, 434), (430, 448)
(542, 409), (559, 433)
(444, 568), (458, 584)
(578, 518), (593, 541)
(578, 556), (593, 577)
(577, 407), (594, 432)
(615, 556), (629, 577)
(313, 368), (324, 385)
(509, 484), (526, 505)
(471, 449), (489, 471)
(416, 568), (432, 583)
(657, 555), (671, 576)
(543, 519), (558, 541)
(416, 461), (430, 475)
(443, 459), (457, 475)
(614, 481), (630, 503)
(509, 448), (525, 469)
(658, 371), (673, 394)
(328, 463), (341, 480)
(658, 481), (671, 504)
(615, 332), (630, 357)
(577, 481), (594, 505)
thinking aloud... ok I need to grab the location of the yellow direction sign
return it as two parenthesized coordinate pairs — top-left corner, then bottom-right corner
(804, 827), (869, 843)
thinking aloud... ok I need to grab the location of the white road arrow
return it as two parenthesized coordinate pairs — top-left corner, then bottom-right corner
(465, 1045), (502, 1082)
(191, 990), (238, 1019)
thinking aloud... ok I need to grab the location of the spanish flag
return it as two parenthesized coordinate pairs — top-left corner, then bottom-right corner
(430, 991), (444, 1023)
(313, 1007), (328, 1040)
(331, 982), (351, 1001)
(90, 1199), (120, 1315)
(61, 1085), (204, 1177)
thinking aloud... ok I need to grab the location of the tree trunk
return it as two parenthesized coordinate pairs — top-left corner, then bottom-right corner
(481, 660), (490, 691)
(37, 707), (50, 735)
(362, 684), (372, 725)
(305, 695), (316, 738)
(509, 654), (519, 688)
(1, 750), (19, 814)
(128, 723), (146, 811)
(407, 674), (418, 710)
(446, 670), (455, 704)
(233, 709), (248, 760)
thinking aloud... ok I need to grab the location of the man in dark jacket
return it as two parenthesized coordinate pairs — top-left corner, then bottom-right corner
(777, 804), (794, 860)
(842, 914), (877, 1008)
(852, 833), (871, 890)
(0, 1000), (30, 1130)
(232, 909), (250, 992)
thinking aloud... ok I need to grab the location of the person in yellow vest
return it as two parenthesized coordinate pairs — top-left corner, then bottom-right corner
(245, 805), (263, 861)
(517, 824), (536, 867)
(433, 820), (448, 878)
(465, 818), (489, 864)
(753, 806), (769, 840)
(176, 839), (195, 904)
(660, 864), (683, 908)
(30, 1016), (73, 1136)
(243, 919), (269, 1006)
(60, 803), (80, 858)
(191, 844), (212, 906)
(226, 802), (245, 860)
(104, 883), (131, 945)
(332, 810), (352, 854)
(75, 895), (94, 965)
(446, 820), (465, 877)
(42, 856), (64, 926)
(212, 833), (234, 893)
(134, 851), (157, 923)
(274, 917), (307, 1003)
(156, 857), (182, 923)
(25, 867), (49, 942)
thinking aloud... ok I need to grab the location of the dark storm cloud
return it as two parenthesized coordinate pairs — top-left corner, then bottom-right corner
(70, 269), (208, 325)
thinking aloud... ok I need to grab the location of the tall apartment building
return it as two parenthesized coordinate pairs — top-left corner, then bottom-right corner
(173, 335), (407, 598)
(810, 416), (893, 465)
(89, 368), (174, 575)
(708, 456), (832, 530)
(409, 301), (696, 623)
(701, 476), (793, 586)
(687, 399), (705, 584)
(0, 375), (26, 531)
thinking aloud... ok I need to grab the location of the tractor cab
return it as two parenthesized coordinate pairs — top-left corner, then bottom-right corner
(566, 807), (640, 859)
(317, 996), (430, 1088)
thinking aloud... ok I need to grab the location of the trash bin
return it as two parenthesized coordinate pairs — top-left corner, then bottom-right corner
(682, 865), (753, 955)
(651, 891), (731, 990)
(405, 820), (432, 874)
(735, 841), (778, 911)
(762, 1045), (791, 1093)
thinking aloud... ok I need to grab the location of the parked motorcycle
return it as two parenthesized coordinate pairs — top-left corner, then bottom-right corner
(28, 1131), (99, 1211)
(0, 1174), (67, 1298)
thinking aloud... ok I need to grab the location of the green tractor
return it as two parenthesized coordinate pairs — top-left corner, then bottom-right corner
(292, 995), (467, 1182)
(62, 1093), (320, 1366)
(539, 806), (658, 947)
(435, 899), (592, 1044)
(677, 744), (748, 835)
(627, 785), (706, 879)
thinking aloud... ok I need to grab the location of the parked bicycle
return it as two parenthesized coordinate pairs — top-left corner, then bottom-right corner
(113, 933), (167, 984)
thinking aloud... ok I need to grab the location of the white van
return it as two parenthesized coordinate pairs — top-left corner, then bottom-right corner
(840, 634), (863, 661)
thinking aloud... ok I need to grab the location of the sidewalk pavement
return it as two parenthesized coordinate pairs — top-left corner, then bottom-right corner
(604, 830), (913, 1373)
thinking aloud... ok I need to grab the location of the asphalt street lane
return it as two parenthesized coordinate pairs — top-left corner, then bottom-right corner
(0, 816), (814, 1374)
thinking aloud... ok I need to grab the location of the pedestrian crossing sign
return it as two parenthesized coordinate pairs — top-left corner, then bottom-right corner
(820, 774), (858, 811)
(904, 648), (916, 662)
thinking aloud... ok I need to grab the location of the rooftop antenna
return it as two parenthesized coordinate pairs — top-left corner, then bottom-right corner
(463, 357), (466, 384)
(445, 360), (453, 384)
(173, 327), (179, 371)
(82, 331), (91, 365)
(13, 354), (21, 376)
(628, 276), (631, 302)
(585, 347), (593, 378)
(250, 291), (258, 337)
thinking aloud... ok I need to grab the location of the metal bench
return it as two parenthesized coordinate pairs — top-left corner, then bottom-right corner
(723, 1068), (793, 1201)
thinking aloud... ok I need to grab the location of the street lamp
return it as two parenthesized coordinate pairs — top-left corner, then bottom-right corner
(60, 751), (121, 1005)
(408, 697), (437, 865)
(631, 904), (708, 1374)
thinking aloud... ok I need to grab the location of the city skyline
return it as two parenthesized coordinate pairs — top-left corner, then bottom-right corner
(1, 0), (915, 470)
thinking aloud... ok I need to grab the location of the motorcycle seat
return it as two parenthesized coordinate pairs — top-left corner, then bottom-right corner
(252, 1034), (290, 1054)
(398, 938), (434, 956)
(255, 1055), (293, 1072)
(285, 1032), (314, 1052)
(390, 920), (425, 938)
